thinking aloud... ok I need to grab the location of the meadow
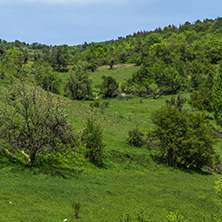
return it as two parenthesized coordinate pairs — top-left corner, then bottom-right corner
(0, 65), (222, 221)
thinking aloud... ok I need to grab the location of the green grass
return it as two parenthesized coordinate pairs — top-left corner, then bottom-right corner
(0, 162), (222, 222)
(90, 64), (140, 87)
(0, 65), (222, 221)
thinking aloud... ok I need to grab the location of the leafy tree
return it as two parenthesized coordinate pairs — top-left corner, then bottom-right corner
(0, 49), (26, 80)
(0, 83), (76, 167)
(151, 96), (216, 168)
(212, 65), (222, 126)
(154, 66), (185, 94)
(50, 45), (70, 72)
(65, 66), (93, 100)
(100, 75), (119, 99)
(189, 85), (212, 111)
(82, 118), (105, 167)
(109, 58), (115, 69)
(31, 61), (61, 94)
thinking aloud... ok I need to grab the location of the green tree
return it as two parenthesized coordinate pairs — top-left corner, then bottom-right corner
(100, 75), (119, 99)
(189, 85), (212, 111)
(212, 65), (222, 126)
(65, 66), (93, 100)
(31, 61), (61, 94)
(82, 118), (105, 167)
(50, 45), (69, 72)
(0, 49), (26, 80)
(0, 83), (76, 167)
(151, 96), (216, 168)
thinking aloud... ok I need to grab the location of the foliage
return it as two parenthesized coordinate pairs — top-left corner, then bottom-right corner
(90, 100), (110, 109)
(151, 95), (216, 168)
(166, 211), (186, 222)
(189, 85), (212, 111)
(31, 60), (61, 94)
(215, 178), (222, 200)
(166, 94), (187, 111)
(82, 118), (106, 167)
(65, 66), (93, 100)
(0, 49), (26, 80)
(100, 75), (119, 99)
(49, 45), (70, 72)
(127, 127), (144, 147)
(212, 65), (222, 126)
(0, 83), (76, 167)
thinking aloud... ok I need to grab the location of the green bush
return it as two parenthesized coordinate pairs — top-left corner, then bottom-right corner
(151, 96), (217, 168)
(127, 127), (144, 147)
(82, 119), (106, 167)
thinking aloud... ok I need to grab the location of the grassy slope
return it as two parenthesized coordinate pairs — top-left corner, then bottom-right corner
(0, 65), (222, 221)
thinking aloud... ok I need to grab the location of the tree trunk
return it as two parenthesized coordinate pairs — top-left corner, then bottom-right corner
(30, 152), (36, 167)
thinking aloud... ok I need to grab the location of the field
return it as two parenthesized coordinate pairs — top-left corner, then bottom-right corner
(0, 65), (222, 221)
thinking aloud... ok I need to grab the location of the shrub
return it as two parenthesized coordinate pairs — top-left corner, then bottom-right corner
(100, 75), (119, 99)
(127, 127), (144, 147)
(151, 96), (217, 168)
(215, 178), (222, 200)
(82, 119), (106, 167)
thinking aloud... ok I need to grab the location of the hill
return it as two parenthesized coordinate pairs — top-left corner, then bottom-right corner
(0, 17), (222, 221)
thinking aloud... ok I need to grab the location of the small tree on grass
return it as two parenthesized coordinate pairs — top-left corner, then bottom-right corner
(100, 75), (119, 99)
(151, 95), (216, 168)
(82, 119), (105, 167)
(0, 82), (76, 167)
(65, 66), (93, 100)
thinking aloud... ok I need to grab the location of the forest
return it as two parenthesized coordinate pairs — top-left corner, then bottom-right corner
(0, 17), (222, 221)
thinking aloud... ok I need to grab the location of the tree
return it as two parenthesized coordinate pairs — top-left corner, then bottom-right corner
(100, 75), (119, 99)
(31, 60), (61, 94)
(0, 49), (26, 80)
(212, 65), (222, 126)
(108, 58), (115, 69)
(82, 118), (105, 167)
(189, 85), (212, 111)
(50, 45), (69, 72)
(151, 96), (216, 168)
(0, 83), (76, 167)
(65, 66), (93, 100)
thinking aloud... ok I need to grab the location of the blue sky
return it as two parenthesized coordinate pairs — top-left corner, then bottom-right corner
(0, 0), (221, 46)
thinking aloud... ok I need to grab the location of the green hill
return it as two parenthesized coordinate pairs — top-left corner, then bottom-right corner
(0, 17), (222, 221)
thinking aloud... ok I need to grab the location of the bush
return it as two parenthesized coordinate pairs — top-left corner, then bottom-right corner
(82, 119), (106, 167)
(100, 75), (119, 99)
(127, 127), (144, 147)
(65, 66), (93, 100)
(215, 178), (222, 200)
(151, 96), (217, 168)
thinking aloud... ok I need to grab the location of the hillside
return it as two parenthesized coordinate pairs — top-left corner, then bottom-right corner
(0, 17), (222, 221)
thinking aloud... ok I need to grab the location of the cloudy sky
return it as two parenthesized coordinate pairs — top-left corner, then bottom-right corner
(0, 0), (221, 46)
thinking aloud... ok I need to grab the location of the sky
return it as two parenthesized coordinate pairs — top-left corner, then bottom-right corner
(0, 0), (221, 46)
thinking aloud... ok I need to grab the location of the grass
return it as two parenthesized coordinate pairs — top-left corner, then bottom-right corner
(90, 64), (140, 87)
(0, 161), (222, 222)
(0, 65), (222, 221)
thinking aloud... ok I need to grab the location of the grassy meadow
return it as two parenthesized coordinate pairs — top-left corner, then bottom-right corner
(0, 65), (222, 221)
